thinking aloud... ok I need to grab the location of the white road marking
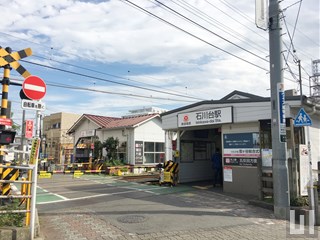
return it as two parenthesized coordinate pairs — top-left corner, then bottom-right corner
(37, 187), (160, 205)
(37, 186), (69, 200)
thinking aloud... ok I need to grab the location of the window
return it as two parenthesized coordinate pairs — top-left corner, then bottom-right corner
(143, 142), (165, 164)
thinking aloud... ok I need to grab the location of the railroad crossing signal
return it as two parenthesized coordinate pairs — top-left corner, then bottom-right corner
(0, 47), (32, 78)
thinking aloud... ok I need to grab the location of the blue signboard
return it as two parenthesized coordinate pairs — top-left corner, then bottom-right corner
(278, 83), (286, 142)
(294, 108), (312, 127)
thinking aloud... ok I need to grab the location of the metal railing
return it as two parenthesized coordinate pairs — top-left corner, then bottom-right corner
(0, 164), (37, 239)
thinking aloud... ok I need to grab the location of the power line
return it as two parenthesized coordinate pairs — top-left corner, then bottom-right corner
(20, 59), (205, 101)
(154, 0), (268, 62)
(0, 31), (207, 100)
(11, 73), (197, 103)
(121, 0), (269, 72)
(169, 0), (269, 53)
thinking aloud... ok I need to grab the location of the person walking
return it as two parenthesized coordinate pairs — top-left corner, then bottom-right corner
(211, 148), (222, 187)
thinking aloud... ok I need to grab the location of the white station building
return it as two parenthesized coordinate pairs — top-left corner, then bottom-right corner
(161, 90), (320, 197)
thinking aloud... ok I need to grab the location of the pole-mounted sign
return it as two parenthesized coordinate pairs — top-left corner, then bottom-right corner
(22, 76), (46, 101)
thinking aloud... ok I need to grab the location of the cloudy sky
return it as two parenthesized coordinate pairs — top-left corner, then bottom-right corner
(0, 0), (319, 129)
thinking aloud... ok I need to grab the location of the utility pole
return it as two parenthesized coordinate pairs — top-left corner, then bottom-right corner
(269, 0), (290, 219)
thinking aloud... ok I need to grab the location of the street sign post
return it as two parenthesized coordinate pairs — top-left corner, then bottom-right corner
(22, 76), (46, 100)
(21, 99), (46, 111)
(294, 107), (314, 225)
(293, 108), (312, 127)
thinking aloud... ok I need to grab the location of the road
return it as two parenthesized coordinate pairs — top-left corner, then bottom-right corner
(36, 174), (319, 240)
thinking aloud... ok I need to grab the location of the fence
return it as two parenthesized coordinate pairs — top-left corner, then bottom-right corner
(0, 164), (38, 239)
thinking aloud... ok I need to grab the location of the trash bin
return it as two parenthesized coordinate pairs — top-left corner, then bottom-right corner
(159, 160), (179, 186)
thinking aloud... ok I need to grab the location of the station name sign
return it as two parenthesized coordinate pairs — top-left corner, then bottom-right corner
(178, 106), (233, 128)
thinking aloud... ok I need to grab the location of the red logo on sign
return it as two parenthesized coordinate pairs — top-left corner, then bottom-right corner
(183, 115), (189, 121)
(22, 76), (46, 100)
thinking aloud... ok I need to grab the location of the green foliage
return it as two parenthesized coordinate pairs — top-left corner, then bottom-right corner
(0, 201), (24, 227)
(105, 159), (124, 167)
(10, 112), (20, 131)
(93, 140), (103, 160)
(102, 137), (119, 160)
(290, 196), (309, 207)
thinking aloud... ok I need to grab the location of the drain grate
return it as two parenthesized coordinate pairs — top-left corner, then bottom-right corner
(117, 215), (147, 224)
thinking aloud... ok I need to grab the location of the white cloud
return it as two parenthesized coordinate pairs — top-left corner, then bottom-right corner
(1, 0), (318, 124)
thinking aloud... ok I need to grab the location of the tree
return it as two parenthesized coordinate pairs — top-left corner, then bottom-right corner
(102, 137), (119, 160)
(93, 140), (103, 160)
(10, 112), (20, 131)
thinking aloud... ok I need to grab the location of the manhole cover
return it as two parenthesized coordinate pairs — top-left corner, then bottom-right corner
(117, 215), (147, 224)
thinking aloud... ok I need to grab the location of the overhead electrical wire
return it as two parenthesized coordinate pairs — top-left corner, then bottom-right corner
(11, 77), (196, 103)
(121, 0), (268, 72)
(204, 0), (268, 42)
(1, 31), (207, 100)
(20, 59), (205, 101)
(154, 0), (269, 59)
(31, 54), (200, 98)
(2, 0), (315, 101)
(168, 0), (269, 53)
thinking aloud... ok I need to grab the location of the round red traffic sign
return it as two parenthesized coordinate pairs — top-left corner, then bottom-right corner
(22, 76), (46, 100)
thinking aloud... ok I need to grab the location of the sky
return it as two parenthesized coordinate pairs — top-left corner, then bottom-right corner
(0, 0), (319, 130)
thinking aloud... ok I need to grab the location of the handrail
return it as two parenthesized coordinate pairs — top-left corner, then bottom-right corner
(0, 164), (34, 170)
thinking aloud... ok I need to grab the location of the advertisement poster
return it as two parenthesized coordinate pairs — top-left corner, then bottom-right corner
(261, 149), (272, 167)
(223, 166), (233, 182)
(299, 144), (309, 196)
(223, 133), (260, 158)
(135, 141), (143, 165)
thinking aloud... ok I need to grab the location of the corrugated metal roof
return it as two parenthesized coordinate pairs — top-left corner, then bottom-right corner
(84, 113), (159, 129)
(104, 113), (159, 129)
(84, 114), (120, 128)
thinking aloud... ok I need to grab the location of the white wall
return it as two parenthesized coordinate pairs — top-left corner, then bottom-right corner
(309, 116), (320, 171)
(221, 122), (260, 135)
(134, 118), (164, 142)
(74, 119), (100, 144)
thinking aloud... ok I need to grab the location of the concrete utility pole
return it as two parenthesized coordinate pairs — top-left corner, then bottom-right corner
(268, 0), (290, 219)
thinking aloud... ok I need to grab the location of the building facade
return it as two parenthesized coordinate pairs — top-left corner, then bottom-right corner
(42, 112), (81, 165)
(161, 90), (320, 198)
(67, 112), (166, 166)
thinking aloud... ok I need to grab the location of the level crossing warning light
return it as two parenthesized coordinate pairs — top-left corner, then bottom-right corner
(0, 130), (16, 145)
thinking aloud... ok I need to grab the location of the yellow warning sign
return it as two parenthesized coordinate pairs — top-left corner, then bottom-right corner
(29, 138), (40, 164)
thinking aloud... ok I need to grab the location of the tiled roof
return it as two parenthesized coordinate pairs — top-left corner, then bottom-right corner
(104, 113), (159, 129)
(84, 114), (120, 128)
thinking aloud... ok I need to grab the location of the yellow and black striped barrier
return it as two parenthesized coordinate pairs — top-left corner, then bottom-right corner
(0, 164), (19, 195)
(159, 161), (179, 186)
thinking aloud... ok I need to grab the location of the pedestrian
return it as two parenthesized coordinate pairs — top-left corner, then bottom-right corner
(211, 148), (222, 187)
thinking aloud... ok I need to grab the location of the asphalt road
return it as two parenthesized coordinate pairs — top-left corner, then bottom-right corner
(36, 174), (320, 240)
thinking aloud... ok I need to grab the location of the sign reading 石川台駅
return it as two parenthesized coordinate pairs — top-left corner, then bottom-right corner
(178, 107), (233, 128)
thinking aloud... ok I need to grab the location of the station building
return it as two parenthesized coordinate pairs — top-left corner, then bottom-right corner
(161, 90), (320, 198)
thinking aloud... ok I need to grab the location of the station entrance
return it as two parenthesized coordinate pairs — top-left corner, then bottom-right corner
(178, 127), (221, 183)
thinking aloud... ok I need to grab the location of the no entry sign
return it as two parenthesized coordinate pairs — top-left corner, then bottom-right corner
(22, 76), (46, 100)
